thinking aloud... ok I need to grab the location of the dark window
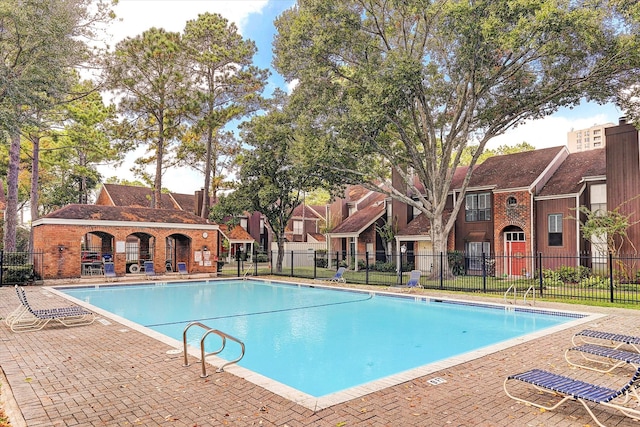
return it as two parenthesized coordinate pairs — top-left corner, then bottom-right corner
(548, 214), (563, 246)
(465, 193), (491, 222)
(506, 196), (517, 207)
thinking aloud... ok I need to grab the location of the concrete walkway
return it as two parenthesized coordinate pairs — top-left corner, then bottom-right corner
(1, 283), (640, 426)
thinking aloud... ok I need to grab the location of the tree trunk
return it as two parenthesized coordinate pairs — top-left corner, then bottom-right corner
(5, 129), (20, 251)
(200, 126), (213, 218)
(275, 234), (285, 273)
(29, 134), (40, 253)
(153, 119), (164, 209)
(429, 215), (453, 280)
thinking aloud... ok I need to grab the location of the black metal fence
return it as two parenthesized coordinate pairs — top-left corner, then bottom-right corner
(0, 251), (44, 285)
(220, 249), (640, 305)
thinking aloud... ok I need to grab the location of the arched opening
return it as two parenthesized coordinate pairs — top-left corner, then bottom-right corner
(165, 233), (191, 272)
(80, 231), (114, 276)
(125, 232), (155, 274)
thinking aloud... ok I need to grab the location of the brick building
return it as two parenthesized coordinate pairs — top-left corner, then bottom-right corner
(32, 204), (219, 280)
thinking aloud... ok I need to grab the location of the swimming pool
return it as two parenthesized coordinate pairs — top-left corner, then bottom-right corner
(57, 279), (598, 409)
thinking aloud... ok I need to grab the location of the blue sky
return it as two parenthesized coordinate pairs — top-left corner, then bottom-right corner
(104, 0), (623, 194)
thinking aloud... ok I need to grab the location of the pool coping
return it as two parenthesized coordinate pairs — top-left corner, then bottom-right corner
(47, 278), (606, 411)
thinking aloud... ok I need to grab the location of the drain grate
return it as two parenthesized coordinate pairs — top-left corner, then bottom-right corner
(427, 377), (447, 385)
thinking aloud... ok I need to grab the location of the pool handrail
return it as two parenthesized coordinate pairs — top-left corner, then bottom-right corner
(182, 321), (245, 377)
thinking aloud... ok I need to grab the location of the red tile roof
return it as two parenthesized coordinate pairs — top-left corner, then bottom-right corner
(219, 225), (255, 241)
(538, 149), (606, 197)
(329, 202), (386, 235)
(42, 204), (210, 224)
(100, 184), (193, 211)
(463, 146), (565, 190)
(291, 204), (322, 219)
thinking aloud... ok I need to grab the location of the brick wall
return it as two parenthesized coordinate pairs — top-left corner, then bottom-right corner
(33, 223), (218, 279)
(492, 191), (532, 252)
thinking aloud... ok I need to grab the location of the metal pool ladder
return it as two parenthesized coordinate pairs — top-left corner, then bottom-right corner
(182, 321), (245, 378)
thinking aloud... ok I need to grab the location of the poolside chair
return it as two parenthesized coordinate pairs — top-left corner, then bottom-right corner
(177, 262), (188, 277)
(103, 262), (117, 282)
(572, 329), (640, 353)
(144, 261), (156, 279)
(564, 330), (640, 373)
(565, 343), (640, 373)
(504, 366), (640, 427)
(9, 285), (95, 333)
(407, 270), (422, 288)
(327, 267), (346, 283)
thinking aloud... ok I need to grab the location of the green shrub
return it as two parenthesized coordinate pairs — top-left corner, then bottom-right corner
(580, 275), (610, 289)
(555, 265), (590, 283)
(255, 253), (269, 263)
(542, 269), (563, 287)
(2, 265), (35, 284)
(374, 261), (396, 272)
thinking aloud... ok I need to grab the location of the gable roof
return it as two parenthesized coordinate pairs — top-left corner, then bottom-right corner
(537, 149), (606, 197)
(291, 204), (323, 220)
(99, 184), (192, 211)
(328, 201), (386, 236)
(33, 204), (215, 229)
(464, 146), (566, 190)
(219, 224), (255, 242)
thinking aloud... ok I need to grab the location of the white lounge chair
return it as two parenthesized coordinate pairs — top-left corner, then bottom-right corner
(504, 366), (640, 427)
(8, 285), (95, 332)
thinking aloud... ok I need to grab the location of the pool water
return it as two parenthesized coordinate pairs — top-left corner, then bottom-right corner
(61, 280), (579, 398)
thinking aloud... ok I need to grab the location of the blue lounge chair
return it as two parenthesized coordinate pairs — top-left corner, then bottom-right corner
(407, 270), (422, 288)
(572, 329), (640, 353)
(504, 366), (640, 426)
(327, 267), (346, 283)
(8, 285), (95, 332)
(177, 262), (188, 276)
(103, 262), (117, 281)
(144, 261), (156, 279)
(566, 343), (640, 373)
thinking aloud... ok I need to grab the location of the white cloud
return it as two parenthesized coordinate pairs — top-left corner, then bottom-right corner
(106, 0), (269, 45)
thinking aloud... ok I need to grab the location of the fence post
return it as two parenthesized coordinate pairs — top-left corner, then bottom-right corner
(0, 250), (3, 285)
(481, 251), (487, 293)
(439, 252), (444, 289)
(365, 251), (369, 285)
(336, 251), (339, 270)
(236, 249), (241, 277)
(609, 252), (614, 303)
(254, 248), (258, 276)
(538, 252), (543, 297)
(290, 251), (294, 277)
(313, 250), (317, 279)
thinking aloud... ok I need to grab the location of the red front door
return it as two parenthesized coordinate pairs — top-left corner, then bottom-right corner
(505, 231), (527, 276)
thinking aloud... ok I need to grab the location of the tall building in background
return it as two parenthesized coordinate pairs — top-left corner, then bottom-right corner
(567, 122), (615, 153)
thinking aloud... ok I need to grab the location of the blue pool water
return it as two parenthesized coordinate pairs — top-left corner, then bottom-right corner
(60, 280), (578, 397)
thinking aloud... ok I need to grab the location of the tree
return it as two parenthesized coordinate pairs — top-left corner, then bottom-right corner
(274, 0), (637, 277)
(0, 0), (115, 250)
(181, 13), (269, 217)
(105, 28), (189, 209)
(212, 92), (344, 272)
(576, 198), (640, 257)
(459, 142), (535, 166)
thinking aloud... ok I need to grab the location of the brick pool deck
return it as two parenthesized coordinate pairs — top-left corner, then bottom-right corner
(1, 280), (640, 426)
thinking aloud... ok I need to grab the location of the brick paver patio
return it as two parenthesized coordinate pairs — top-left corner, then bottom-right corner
(1, 282), (639, 426)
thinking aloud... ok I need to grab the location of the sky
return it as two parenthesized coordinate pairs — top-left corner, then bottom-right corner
(99, 0), (624, 195)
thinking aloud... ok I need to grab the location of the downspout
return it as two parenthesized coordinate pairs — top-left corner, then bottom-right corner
(529, 188), (535, 277)
(576, 194), (581, 263)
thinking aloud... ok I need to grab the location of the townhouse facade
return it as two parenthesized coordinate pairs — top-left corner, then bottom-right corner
(324, 117), (639, 277)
